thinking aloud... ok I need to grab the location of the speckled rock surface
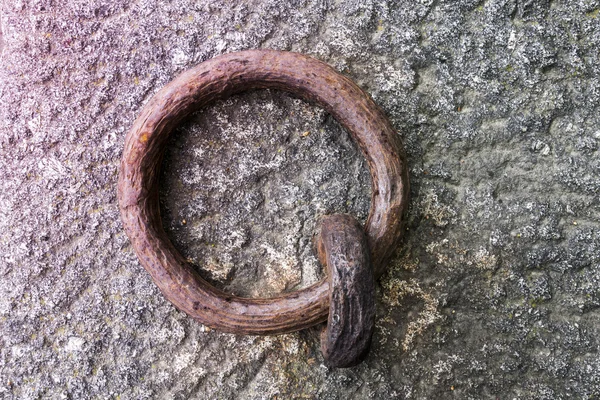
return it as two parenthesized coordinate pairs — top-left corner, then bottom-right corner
(1, 0), (600, 399)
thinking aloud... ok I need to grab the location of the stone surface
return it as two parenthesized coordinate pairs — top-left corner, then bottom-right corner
(1, 0), (599, 399)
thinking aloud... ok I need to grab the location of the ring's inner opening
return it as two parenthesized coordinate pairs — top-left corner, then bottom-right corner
(159, 89), (371, 298)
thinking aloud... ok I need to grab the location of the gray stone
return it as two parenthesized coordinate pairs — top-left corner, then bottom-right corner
(1, 0), (599, 399)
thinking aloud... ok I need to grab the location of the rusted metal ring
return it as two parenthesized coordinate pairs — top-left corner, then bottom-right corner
(118, 49), (409, 335)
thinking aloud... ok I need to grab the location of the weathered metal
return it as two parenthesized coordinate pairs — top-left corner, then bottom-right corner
(118, 49), (409, 335)
(316, 214), (375, 368)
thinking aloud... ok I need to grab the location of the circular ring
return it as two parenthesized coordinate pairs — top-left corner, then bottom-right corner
(118, 50), (409, 335)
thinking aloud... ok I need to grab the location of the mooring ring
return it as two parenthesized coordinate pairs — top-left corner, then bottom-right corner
(118, 49), (409, 335)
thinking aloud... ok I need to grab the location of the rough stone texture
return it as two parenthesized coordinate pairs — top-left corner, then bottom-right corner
(161, 90), (371, 298)
(1, 0), (599, 399)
